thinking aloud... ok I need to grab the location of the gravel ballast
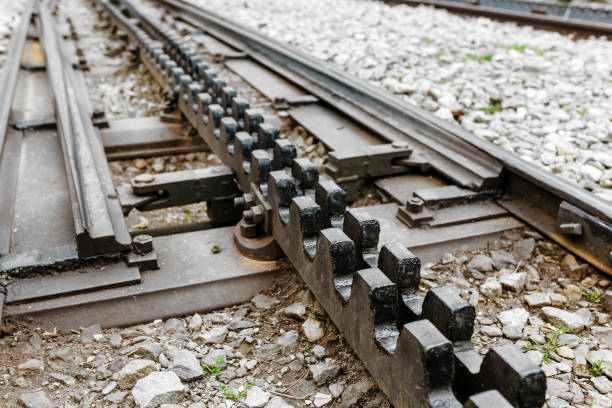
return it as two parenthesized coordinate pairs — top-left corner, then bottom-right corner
(185, 0), (612, 201)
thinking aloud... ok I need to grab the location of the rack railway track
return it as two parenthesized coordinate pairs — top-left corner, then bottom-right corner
(0, 0), (610, 406)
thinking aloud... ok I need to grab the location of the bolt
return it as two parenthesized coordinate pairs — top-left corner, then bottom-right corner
(134, 173), (154, 184)
(559, 222), (582, 236)
(392, 141), (409, 149)
(243, 205), (264, 224)
(234, 196), (246, 208)
(406, 197), (424, 213)
(133, 234), (153, 254)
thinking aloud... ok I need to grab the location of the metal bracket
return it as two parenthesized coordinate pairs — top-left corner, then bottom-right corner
(557, 201), (612, 266)
(128, 165), (238, 209)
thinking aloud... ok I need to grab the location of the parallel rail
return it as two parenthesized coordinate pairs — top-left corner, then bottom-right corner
(394, 0), (612, 37)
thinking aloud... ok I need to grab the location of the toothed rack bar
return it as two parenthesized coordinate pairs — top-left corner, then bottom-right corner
(95, 0), (547, 406)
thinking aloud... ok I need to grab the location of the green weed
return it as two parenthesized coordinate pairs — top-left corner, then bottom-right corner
(521, 327), (569, 364)
(202, 355), (224, 377)
(587, 359), (604, 376)
(580, 286), (598, 302)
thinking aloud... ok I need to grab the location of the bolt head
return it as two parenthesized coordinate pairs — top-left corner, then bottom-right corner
(133, 234), (153, 253)
(392, 141), (409, 149)
(406, 197), (424, 213)
(134, 173), (154, 183)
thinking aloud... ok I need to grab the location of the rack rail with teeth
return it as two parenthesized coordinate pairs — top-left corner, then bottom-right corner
(96, 0), (547, 406)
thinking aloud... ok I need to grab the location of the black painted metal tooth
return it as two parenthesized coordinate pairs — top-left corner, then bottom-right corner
(317, 229), (357, 303)
(257, 122), (278, 150)
(220, 117), (238, 154)
(231, 97), (249, 126)
(197, 93), (212, 125)
(188, 83), (202, 113)
(243, 108), (264, 136)
(208, 104), (225, 138)
(221, 86), (236, 114)
(290, 196), (320, 259)
(272, 139), (296, 170)
(378, 243), (422, 323)
(343, 209), (380, 269)
(352, 268), (399, 353)
(422, 285), (475, 343)
(291, 158), (318, 191)
(464, 390), (513, 408)
(315, 180), (346, 230)
(234, 131), (254, 174)
(478, 345), (546, 408)
(179, 74), (192, 104)
(250, 150), (271, 194)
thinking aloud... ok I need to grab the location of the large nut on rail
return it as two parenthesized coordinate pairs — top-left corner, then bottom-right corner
(243, 205), (265, 224)
(406, 197), (424, 213)
(133, 234), (153, 254)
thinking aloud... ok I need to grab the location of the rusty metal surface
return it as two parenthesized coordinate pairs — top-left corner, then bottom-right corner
(4, 226), (279, 331)
(101, 116), (207, 160)
(289, 104), (382, 151)
(224, 58), (306, 101)
(5, 263), (141, 304)
(499, 175), (612, 275)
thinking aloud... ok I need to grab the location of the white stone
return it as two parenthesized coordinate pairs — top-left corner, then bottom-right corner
(480, 278), (502, 299)
(201, 326), (228, 344)
(497, 308), (529, 339)
(302, 317), (324, 342)
(592, 376), (612, 394)
(313, 393), (332, 407)
(244, 386), (270, 408)
(500, 272), (527, 293)
(118, 359), (157, 390)
(132, 372), (185, 408)
(541, 307), (586, 333)
(524, 293), (551, 307)
(168, 349), (203, 381)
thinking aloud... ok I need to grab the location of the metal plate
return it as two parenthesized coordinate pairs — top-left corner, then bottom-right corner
(10, 130), (75, 254)
(289, 104), (382, 151)
(10, 70), (56, 128)
(355, 203), (523, 264)
(5, 263), (141, 304)
(375, 174), (446, 204)
(101, 116), (207, 159)
(4, 226), (279, 330)
(225, 58), (305, 101)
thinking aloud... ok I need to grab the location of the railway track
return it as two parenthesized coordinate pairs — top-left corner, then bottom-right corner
(394, 0), (612, 37)
(0, 0), (611, 406)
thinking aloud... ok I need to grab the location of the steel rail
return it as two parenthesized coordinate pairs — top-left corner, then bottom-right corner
(0, 0), (35, 158)
(394, 0), (612, 37)
(96, 1), (547, 406)
(39, 0), (132, 257)
(157, 0), (612, 274)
